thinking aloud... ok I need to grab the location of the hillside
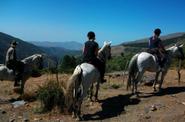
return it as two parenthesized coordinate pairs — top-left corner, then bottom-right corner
(30, 41), (83, 50)
(40, 46), (81, 59)
(112, 32), (185, 56)
(0, 32), (44, 63)
(0, 32), (82, 64)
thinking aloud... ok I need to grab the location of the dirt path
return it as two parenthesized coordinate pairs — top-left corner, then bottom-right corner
(0, 70), (185, 122)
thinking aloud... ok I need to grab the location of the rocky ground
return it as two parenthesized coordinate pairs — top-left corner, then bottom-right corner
(0, 70), (185, 122)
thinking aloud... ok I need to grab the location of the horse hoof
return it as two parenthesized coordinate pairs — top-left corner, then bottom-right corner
(95, 98), (99, 102)
(76, 116), (83, 121)
(72, 112), (76, 118)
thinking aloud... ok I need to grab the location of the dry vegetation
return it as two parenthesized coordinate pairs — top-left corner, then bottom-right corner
(0, 70), (185, 122)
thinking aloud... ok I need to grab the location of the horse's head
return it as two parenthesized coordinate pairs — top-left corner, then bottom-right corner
(172, 44), (185, 60)
(98, 41), (112, 62)
(32, 54), (44, 70)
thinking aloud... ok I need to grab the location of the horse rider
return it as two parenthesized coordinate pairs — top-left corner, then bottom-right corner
(147, 28), (166, 69)
(5, 41), (24, 87)
(82, 31), (106, 83)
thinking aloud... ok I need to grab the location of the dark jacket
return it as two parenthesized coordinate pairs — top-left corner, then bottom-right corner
(83, 40), (99, 62)
(148, 37), (165, 50)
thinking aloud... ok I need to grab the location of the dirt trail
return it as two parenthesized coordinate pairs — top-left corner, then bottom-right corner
(0, 70), (185, 122)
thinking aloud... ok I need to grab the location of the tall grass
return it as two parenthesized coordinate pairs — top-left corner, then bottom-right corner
(37, 80), (65, 112)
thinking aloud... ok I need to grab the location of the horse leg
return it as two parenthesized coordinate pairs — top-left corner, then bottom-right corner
(131, 74), (136, 95)
(177, 70), (181, 85)
(94, 79), (100, 102)
(131, 80), (135, 95)
(177, 59), (182, 85)
(153, 71), (160, 92)
(76, 101), (83, 121)
(158, 72), (166, 92)
(135, 71), (144, 96)
(72, 102), (77, 118)
(20, 80), (25, 95)
(89, 84), (94, 101)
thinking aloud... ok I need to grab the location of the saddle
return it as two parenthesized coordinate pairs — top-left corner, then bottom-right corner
(147, 49), (166, 68)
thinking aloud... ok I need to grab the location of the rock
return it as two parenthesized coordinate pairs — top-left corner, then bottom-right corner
(11, 100), (26, 108)
(0, 108), (6, 114)
(182, 102), (185, 105)
(145, 115), (151, 119)
(1, 110), (6, 114)
(23, 112), (29, 122)
(150, 105), (157, 111)
(34, 118), (43, 121)
(144, 107), (150, 114)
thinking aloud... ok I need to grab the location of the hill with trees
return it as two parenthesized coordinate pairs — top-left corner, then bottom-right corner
(0, 32), (81, 64)
(0, 32), (44, 63)
(108, 32), (185, 72)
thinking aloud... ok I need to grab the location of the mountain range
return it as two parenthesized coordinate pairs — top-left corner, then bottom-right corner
(111, 32), (185, 56)
(0, 32), (81, 64)
(0, 32), (44, 63)
(1, 32), (185, 64)
(30, 41), (83, 50)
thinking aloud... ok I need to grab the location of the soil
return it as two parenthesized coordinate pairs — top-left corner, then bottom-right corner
(0, 70), (185, 122)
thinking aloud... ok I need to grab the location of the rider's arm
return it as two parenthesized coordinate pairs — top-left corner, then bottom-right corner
(95, 47), (98, 56)
(6, 48), (14, 61)
(158, 40), (166, 52)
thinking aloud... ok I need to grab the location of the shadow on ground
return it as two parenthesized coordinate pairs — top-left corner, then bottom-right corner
(140, 86), (185, 98)
(83, 94), (140, 121)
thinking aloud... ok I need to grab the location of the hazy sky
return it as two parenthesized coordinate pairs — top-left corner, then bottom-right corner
(0, 0), (185, 45)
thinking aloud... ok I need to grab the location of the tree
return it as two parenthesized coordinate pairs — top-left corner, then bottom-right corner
(59, 55), (77, 73)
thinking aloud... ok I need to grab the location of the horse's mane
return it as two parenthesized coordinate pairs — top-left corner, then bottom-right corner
(22, 54), (41, 64)
(98, 43), (107, 54)
(98, 42), (110, 61)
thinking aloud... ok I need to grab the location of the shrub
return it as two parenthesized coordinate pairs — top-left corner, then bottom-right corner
(37, 80), (65, 112)
(110, 84), (121, 89)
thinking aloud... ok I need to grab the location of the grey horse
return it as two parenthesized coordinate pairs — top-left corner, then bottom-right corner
(127, 44), (184, 95)
(65, 41), (111, 121)
(0, 54), (43, 94)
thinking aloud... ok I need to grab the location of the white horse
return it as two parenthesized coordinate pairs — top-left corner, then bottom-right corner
(65, 41), (111, 120)
(0, 54), (43, 94)
(127, 44), (184, 95)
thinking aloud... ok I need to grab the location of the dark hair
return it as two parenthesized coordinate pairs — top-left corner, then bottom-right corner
(154, 28), (161, 36)
(11, 40), (18, 45)
(87, 31), (95, 39)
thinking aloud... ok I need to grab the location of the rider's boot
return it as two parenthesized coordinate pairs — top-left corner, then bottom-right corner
(14, 73), (21, 87)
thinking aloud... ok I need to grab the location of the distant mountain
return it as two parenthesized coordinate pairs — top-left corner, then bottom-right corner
(0, 32), (81, 64)
(122, 32), (185, 45)
(30, 41), (83, 50)
(40, 46), (81, 59)
(0, 32), (44, 63)
(112, 32), (185, 56)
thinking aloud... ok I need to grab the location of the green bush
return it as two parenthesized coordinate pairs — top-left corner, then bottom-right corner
(59, 55), (77, 73)
(110, 84), (120, 89)
(106, 54), (133, 72)
(37, 80), (65, 112)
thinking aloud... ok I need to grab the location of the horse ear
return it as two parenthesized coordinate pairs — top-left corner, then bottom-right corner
(108, 41), (111, 46)
(103, 41), (107, 46)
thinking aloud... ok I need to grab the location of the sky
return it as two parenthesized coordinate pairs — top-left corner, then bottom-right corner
(0, 0), (185, 46)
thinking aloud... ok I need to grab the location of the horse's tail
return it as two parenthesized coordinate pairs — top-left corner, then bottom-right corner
(127, 53), (139, 90)
(65, 65), (82, 110)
